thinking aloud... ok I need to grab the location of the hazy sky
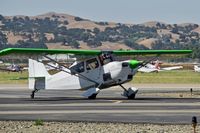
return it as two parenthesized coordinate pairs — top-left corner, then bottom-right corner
(1, 0), (200, 24)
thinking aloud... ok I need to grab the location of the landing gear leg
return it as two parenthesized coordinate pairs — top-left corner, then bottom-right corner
(119, 84), (128, 93)
(30, 89), (38, 99)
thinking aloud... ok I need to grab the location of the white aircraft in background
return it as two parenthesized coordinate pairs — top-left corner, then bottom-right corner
(0, 48), (192, 99)
(0, 63), (28, 73)
(45, 62), (60, 71)
(6, 64), (23, 72)
(194, 65), (200, 72)
(138, 60), (183, 73)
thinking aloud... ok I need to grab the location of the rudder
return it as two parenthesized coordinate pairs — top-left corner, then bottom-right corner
(28, 59), (50, 90)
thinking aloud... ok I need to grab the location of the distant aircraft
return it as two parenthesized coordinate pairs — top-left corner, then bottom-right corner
(194, 65), (200, 72)
(0, 48), (192, 99)
(0, 63), (27, 73)
(45, 62), (60, 71)
(138, 60), (183, 73)
(7, 64), (22, 72)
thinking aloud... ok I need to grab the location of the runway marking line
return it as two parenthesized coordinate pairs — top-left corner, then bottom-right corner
(0, 110), (200, 114)
(0, 102), (200, 107)
(109, 100), (123, 104)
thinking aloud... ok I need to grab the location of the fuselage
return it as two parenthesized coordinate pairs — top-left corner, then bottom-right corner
(194, 65), (200, 72)
(44, 56), (137, 90)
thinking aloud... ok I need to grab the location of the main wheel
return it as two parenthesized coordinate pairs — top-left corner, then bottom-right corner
(128, 94), (136, 99)
(88, 94), (97, 99)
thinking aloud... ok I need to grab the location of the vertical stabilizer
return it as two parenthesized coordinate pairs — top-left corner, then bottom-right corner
(28, 59), (50, 90)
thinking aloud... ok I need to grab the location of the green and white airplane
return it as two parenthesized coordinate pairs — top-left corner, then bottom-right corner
(0, 48), (192, 99)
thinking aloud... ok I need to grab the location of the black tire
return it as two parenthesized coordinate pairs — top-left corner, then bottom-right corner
(88, 94), (97, 99)
(30, 93), (34, 99)
(128, 94), (136, 99)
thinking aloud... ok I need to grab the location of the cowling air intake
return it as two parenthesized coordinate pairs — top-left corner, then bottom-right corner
(129, 60), (142, 69)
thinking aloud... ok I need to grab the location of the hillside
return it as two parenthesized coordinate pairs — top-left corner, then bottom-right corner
(0, 12), (200, 58)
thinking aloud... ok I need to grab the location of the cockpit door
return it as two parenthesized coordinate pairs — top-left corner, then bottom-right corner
(83, 57), (102, 81)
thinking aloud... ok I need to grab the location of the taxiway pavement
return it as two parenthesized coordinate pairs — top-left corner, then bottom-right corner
(0, 84), (200, 124)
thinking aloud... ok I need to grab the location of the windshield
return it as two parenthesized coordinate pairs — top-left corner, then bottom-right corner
(70, 62), (85, 73)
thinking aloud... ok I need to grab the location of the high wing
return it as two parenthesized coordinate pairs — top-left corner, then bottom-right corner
(0, 48), (192, 56)
(194, 65), (200, 72)
(0, 48), (102, 56)
(138, 63), (183, 73)
(138, 67), (158, 73)
(159, 66), (183, 71)
(137, 63), (156, 73)
(138, 66), (183, 73)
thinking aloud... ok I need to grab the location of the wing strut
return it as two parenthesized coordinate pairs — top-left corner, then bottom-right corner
(42, 55), (100, 85)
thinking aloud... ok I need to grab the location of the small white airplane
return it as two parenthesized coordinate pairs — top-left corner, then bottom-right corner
(194, 65), (200, 72)
(7, 64), (23, 72)
(138, 60), (183, 73)
(45, 62), (60, 71)
(0, 48), (192, 99)
(0, 63), (27, 73)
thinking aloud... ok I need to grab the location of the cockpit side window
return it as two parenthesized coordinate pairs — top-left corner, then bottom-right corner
(70, 62), (85, 74)
(86, 58), (99, 70)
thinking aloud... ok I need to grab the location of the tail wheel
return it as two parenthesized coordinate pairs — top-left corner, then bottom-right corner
(30, 92), (35, 99)
(30, 89), (38, 99)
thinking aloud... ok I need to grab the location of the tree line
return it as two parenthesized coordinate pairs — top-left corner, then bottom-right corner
(0, 15), (199, 59)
